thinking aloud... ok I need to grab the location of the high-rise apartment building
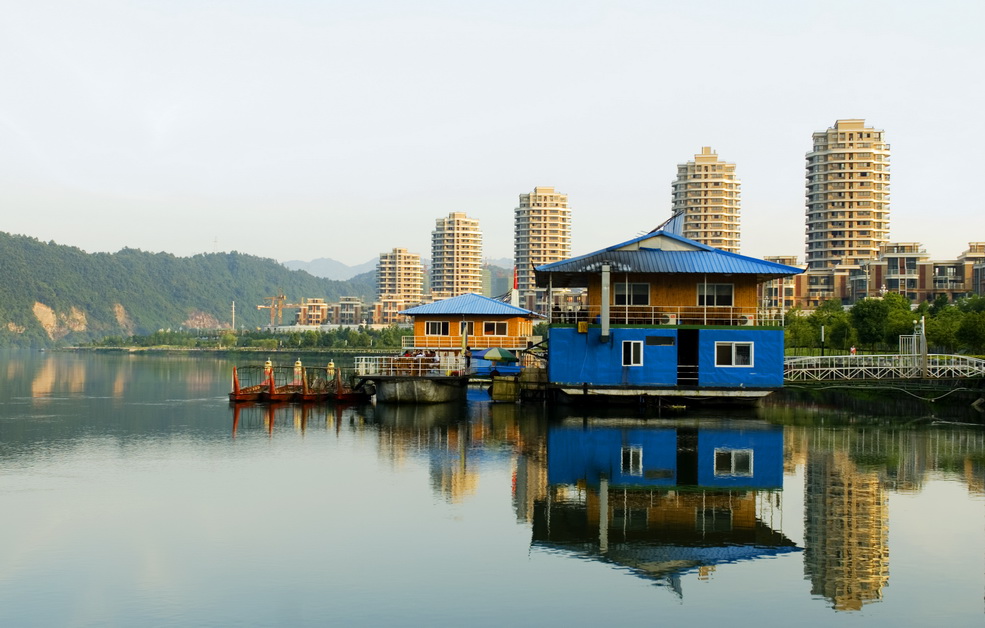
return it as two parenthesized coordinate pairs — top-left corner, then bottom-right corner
(430, 212), (482, 299)
(376, 247), (425, 324)
(805, 119), (891, 270)
(377, 247), (424, 303)
(514, 186), (571, 311)
(671, 147), (741, 253)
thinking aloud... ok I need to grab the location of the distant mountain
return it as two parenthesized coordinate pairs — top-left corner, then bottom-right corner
(0, 232), (377, 347)
(486, 258), (513, 269)
(282, 257), (377, 280)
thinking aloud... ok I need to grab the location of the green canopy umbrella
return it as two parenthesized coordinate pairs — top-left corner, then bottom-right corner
(477, 347), (518, 362)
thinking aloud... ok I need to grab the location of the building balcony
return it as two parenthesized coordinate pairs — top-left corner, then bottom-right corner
(402, 335), (534, 350)
(549, 305), (784, 327)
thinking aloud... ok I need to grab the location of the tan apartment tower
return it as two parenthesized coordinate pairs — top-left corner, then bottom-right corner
(514, 186), (571, 312)
(671, 147), (741, 253)
(806, 119), (890, 270)
(430, 212), (483, 299)
(376, 247), (425, 323)
(377, 247), (424, 303)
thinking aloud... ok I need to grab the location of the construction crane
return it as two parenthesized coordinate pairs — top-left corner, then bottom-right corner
(257, 294), (287, 326)
(257, 295), (307, 327)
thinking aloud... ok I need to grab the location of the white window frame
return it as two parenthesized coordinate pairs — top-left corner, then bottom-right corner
(459, 321), (474, 336)
(715, 341), (753, 367)
(425, 321), (450, 336)
(622, 340), (643, 366)
(697, 283), (734, 307)
(714, 448), (753, 477)
(483, 321), (507, 336)
(621, 446), (643, 476)
(614, 282), (650, 306)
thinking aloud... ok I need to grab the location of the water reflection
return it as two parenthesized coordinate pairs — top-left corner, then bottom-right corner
(526, 419), (797, 596)
(222, 393), (985, 611)
(2, 351), (984, 624)
(784, 423), (985, 611)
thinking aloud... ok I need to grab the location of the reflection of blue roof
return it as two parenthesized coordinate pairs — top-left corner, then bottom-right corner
(535, 230), (803, 287)
(532, 540), (801, 589)
(400, 293), (542, 317)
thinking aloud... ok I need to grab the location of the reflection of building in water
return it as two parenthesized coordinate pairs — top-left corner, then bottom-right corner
(804, 450), (889, 611)
(529, 420), (798, 595)
(369, 402), (482, 503)
(965, 458), (985, 497)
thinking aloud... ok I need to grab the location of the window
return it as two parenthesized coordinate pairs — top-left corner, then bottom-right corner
(697, 283), (734, 306)
(715, 342), (753, 367)
(459, 321), (474, 336)
(714, 449), (753, 476)
(425, 321), (449, 335)
(622, 341), (643, 366)
(621, 446), (642, 475)
(483, 321), (507, 336)
(614, 283), (650, 306)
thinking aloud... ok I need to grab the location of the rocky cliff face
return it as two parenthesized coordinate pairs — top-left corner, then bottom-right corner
(32, 303), (88, 341)
(3, 303), (222, 343)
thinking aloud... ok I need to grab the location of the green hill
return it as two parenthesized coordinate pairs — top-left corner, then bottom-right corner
(0, 232), (376, 347)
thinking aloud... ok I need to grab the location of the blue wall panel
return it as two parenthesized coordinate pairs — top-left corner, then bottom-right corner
(548, 327), (679, 386)
(696, 428), (784, 489)
(548, 426), (679, 487)
(697, 328), (784, 388)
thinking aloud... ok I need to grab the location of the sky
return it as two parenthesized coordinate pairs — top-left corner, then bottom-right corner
(2, 0), (983, 267)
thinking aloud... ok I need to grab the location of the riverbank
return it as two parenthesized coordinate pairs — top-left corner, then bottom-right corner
(60, 346), (396, 357)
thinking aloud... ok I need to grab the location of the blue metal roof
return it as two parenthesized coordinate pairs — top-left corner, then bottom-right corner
(535, 230), (803, 287)
(400, 293), (542, 317)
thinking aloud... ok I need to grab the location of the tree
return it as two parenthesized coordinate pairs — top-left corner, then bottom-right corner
(956, 311), (985, 354)
(808, 300), (850, 352)
(884, 308), (917, 347)
(926, 307), (962, 353)
(928, 294), (949, 316)
(850, 298), (890, 350)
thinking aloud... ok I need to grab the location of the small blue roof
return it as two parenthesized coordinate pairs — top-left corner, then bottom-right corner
(400, 293), (543, 318)
(535, 230), (803, 287)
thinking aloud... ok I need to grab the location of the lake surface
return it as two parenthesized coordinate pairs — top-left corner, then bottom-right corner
(1, 351), (983, 627)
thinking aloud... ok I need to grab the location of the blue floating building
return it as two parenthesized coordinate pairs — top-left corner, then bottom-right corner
(534, 229), (803, 404)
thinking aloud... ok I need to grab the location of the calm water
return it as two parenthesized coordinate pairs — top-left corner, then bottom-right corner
(1, 351), (983, 627)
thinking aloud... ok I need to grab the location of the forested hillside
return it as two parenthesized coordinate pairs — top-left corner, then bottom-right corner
(0, 232), (375, 347)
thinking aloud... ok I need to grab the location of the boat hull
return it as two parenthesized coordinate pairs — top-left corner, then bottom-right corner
(369, 375), (469, 404)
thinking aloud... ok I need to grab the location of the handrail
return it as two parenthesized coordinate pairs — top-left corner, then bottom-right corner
(784, 353), (985, 381)
(549, 305), (785, 327)
(355, 355), (468, 377)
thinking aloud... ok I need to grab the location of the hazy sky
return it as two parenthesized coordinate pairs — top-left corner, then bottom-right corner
(2, 0), (982, 266)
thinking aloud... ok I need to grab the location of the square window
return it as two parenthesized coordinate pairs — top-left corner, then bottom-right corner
(622, 340), (643, 366)
(425, 321), (450, 335)
(715, 342), (754, 367)
(697, 283), (734, 306)
(621, 446), (643, 475)
(714, 449), (753, 476)
(483, 321), (507, 335)
(614, 283), (650, 306)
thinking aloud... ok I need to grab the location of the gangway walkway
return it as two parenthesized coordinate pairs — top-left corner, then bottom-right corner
(784, 354), (985, 382)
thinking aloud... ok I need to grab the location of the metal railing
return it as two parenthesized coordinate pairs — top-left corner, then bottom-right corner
(402, 336), (532, 349)
(355, 355), (468, 377)
(784, 354), (985, 381)
(549, 306), (785, 327)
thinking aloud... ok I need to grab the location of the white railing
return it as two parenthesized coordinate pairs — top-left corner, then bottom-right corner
(355, 355), (468, 377)
(550, 306), (785, 327)
(784, 354), (985, 381)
